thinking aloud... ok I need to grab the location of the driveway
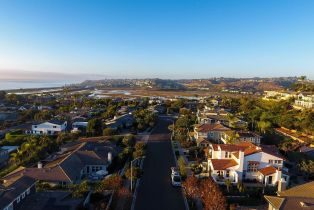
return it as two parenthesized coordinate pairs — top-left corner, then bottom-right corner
(134, 116), (186, 210)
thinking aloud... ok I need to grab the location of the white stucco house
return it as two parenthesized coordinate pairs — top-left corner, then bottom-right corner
(294, 93), (314, 109)
(207, 142), (289, 186)
(32, 120), (67, 135)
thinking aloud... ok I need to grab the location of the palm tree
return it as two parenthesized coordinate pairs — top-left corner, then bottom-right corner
(10, 152), (18, 165)
(226, 132), (240, 144)
(258, 120), (271, 134)
(224, 179), (232, 193)
(226, 114), (237, 128)
(300, 76), (307, 91)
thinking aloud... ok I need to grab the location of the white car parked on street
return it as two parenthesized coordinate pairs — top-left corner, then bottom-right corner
(171, 167), (181, 187)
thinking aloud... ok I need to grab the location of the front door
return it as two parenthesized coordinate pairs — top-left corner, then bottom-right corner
(268, 176), (273, 184)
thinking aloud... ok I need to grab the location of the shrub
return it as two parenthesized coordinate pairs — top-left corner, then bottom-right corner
(103, 128), (114, 136)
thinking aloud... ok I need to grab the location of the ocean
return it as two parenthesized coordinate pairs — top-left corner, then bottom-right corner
(0, 80), (73, 91)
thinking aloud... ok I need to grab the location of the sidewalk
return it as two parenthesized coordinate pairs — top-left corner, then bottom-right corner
(114, 131), (150, 210)
(172, 140), (192, 176)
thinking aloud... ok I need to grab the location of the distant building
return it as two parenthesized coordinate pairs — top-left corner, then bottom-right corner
(263, 91), (296, 101)
(294, 93), (314, 109)
(196, 137), (211, 147)
(105, 114), (134, 131)
(32, 120), (67, 135)
(221, 131), (261, 145)
(0, 112), (18, 122)
(71, 121), (88, 133)
(0, 148), (9, 168)
(194, 123), (231, 143)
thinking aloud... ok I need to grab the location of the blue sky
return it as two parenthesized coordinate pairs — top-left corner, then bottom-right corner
(0, 0), (314, 79)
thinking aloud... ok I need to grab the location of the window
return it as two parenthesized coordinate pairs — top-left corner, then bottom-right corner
(217, 171), (223, 176)
(269, 160), (273, 164)
(34, 126), (37, 128)
(247, 163), (259, 172)
(225, 152), (231, 158)
(53, 126), (57, 128)
(226, 170), (230, 177)
(17, 196), (21, 203)
(277, 160), (282, 164)
(22, 192), (25, 199)
(26, 188), (30, 195)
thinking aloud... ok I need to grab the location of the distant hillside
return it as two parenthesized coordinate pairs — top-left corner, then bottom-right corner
(178, 77), (298, 92)
(79, 77), (299, 92)
(79, 79), (185, 90)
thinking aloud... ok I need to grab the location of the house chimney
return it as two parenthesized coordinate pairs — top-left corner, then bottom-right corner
(38, 162), (43, 169)
(108, 152), (113, 164)
(278, 178), (286, 192)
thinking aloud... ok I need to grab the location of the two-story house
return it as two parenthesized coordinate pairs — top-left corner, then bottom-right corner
(32, 120), (67, 135)
(207, 142), (289, 186)
(194, 123), (231, 143)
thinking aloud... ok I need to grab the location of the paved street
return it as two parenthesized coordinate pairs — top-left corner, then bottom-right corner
(134, 117), (186, 210)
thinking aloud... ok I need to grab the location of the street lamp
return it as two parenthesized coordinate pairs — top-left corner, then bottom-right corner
(130, 156), (145, 192)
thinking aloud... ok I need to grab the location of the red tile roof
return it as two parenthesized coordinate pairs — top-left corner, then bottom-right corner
(210, 142), (284, 160)
(211, 142), (260, 155)
(259, 166), (277, 176)
(196, 123), (231, 133)
(210, 159), (238, 170)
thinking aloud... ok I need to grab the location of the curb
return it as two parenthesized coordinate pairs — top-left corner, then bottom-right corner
(130, 157), (144, 210)
(170, 134), (190, 210)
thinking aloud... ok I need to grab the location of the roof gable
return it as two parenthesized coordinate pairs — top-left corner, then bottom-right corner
(210, 159), (238, 170)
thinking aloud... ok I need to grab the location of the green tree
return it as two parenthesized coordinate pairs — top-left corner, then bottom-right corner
(94, 174), (122, 193)
(72, 180), (89, 198)
(122, 134), (135, 147)
(226, 132), (240, 144)
(178, 156), (187, 178)
(87, 118), (103, 136)
(103, 128), (114, 136)
(125, 167), (142, 181)
(0, 91), (6, 101)
(257, 120), (272, 134)
(299, 160), (314, 179)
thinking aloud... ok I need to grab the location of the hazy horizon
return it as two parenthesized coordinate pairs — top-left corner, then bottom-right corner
(0, 69), (308, 82)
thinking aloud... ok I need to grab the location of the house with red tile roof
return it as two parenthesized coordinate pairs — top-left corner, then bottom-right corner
(207, 142), (289, 186)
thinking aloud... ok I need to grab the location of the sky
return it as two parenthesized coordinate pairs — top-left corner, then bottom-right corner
(0, 0), (314, 80)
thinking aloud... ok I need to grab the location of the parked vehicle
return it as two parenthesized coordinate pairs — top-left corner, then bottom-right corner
(171, 174), (181, 187)
(88, 170), (108, 181)
(171, 167), (179, 176)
